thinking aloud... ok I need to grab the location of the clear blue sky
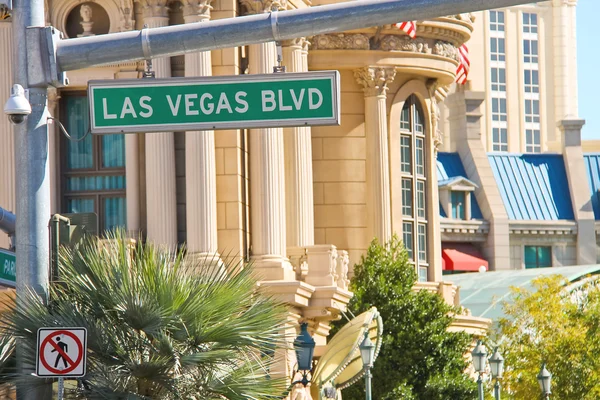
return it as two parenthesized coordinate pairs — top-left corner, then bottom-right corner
(578, 1), (600, 140)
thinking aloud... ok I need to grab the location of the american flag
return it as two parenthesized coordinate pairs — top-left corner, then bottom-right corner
(455, 44), (470, 85)
(395, 21), (417, 39)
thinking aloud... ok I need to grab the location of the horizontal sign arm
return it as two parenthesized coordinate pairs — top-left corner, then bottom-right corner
(56, 0), (541, 73)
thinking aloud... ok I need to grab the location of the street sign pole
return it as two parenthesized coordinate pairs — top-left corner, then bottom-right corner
(11, 0), (52, 396)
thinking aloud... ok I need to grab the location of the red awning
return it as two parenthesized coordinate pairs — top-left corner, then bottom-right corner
(442, 245), (488, 272)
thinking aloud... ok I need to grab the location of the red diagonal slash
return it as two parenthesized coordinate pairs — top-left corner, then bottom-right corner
(48, 337), (76, 367)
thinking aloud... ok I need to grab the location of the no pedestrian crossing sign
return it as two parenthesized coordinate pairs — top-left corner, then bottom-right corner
(88, 71), (341, 134)
(36, 328), (87, 378)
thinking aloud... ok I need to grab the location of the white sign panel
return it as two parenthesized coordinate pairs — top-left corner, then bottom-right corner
(36, 327), (87, 378)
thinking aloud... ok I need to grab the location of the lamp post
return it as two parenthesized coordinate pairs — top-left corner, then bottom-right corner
(471, 340), (488, 400)
(359, 330), (376, 400)
(537, 363), (552, 400)
(293, 323), (316, 387)
(489, 347), (504, 400)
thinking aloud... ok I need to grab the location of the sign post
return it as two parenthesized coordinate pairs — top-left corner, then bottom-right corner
(0, 249), (15, 286)
(88, 71), (340, 134)
(36, 328), (87, 381)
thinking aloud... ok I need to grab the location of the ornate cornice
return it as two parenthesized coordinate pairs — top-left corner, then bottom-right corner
(240, 0), (286, 15)
(311, 33), (370, 50)
(181, 0), (212, 21)
(136, 0), (169, 19)
(310, 33), (459, 63)
(354, 66), (396, 97)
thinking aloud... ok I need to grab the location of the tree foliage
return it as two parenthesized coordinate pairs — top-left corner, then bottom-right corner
(491, 275), (600, 400)
(0, 230), (289, 399)
(335, 235), (477, 400)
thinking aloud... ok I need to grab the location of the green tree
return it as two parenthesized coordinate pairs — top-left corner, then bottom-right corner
(492, 275), (600, 400)
(0, 230), (288, 399)
(335, 236), (477, 400)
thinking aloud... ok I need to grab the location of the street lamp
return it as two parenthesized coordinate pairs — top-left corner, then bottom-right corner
(537, 363), (552, 400)
(471, 340), (487, 400)
(359, 330), (376, 400)
(293, 323), (316, 387)
(489, 347), (504, 400)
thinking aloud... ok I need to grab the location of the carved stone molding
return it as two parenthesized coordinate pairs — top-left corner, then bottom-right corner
(433, 41), (459, 61)
(354, 66), (396, 97)
(427, 79), (445, 155)
(0, 7), (10, 21)
(240, 0), (286, 15)
(311, 33), (370, 50)
(137, 0), (169, 19)
(310, 33), (459, 63)
(380, 36), (431, 54)
(181, 0), (212, 21)
(118, 0), (135, 31)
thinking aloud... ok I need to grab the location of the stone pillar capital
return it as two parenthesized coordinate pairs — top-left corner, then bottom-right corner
(182, 0), (212, 22)
(241, 0), (286, 15)
(137, 0), (169, 19)
(281, 37), (309, 51)
(354, 66), (396, 97)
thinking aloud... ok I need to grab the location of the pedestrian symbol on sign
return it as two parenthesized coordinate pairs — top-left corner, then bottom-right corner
(36, 328), (87, 378)
(52, 336), (69, 369)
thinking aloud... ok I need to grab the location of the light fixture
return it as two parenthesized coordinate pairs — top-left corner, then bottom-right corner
(471, 340), (487, 374)
(537, 363), (552, 398)
(359, 330), (376, 400)
(359, 331), (375, 368)
(489, 347), (504, 379)
(292, 323), (315, 387)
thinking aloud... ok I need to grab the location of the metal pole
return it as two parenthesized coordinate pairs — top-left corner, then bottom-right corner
(477, 373), (484, 400)
(12, 0), (52, 397)
(494, 379), (501, 400)
(364, 367), (372, 400)
(57, 377), (64, 400)
(55, 0), (543, 72)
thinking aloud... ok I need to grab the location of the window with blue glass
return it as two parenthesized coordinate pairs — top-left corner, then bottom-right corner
(61, 94), (126, 232)
(450, 191), (466, 220)
(524, 246), (551, 269)
(400, 95), (428, 281)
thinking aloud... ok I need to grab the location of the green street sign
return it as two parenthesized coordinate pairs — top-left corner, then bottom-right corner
(88, 71), (340, 134)
(0, 249), (15, 287)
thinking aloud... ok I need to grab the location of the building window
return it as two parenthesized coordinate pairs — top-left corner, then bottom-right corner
(489, 10), (508, 152)
(61, 94), (127, 232)
(450, 191), (466, 220)
(400, 95), (428, 280)
(524, 245), (551, 269)
(523, 12), (541, 153)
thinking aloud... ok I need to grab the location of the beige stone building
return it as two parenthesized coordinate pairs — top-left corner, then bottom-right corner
(0, 0), (497, 395)
(2, 0), (599, 394)
(435, 0), (600, 275)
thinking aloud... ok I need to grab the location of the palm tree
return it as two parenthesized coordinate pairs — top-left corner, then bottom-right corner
(0, 230), (289, 399)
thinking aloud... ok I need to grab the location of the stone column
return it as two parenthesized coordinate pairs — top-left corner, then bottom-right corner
(139, 0), (178, 246)
(559, 119), (596, 265)
(242, 0), (293, 280)
(354, 66), (395, 243)
(283, 38), (314, 248)
(125, 134), (140, 233)
(552, 0), (579, 143)
(182, 0), (219, 258)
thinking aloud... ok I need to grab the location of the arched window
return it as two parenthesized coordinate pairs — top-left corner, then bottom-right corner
(399, 95), (428, 281)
